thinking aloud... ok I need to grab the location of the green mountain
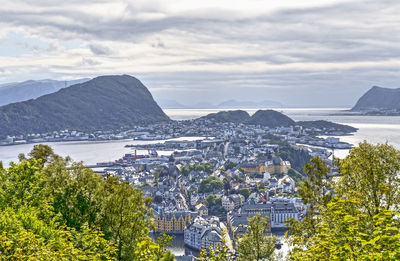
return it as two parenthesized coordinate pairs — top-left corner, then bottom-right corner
(246, 110), (296, 127)
(298, 120), (357, 133)
(199, 110), (251, 123)
(0, 75), (170, 137)
(352, 86), (400, 111)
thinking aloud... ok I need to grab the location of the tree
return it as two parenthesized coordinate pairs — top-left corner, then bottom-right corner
(288, 142), (400, 260)
(225, 161), (237, 170)
(287, 168), (306, 187)
(336, 141), (400, 220)
(0, 158), (116, 259)
(198, 238), (230, 261)
(287, 157), (332, 251)
(239, 187), (251, 200)
(236, 214), (276, 261)
(98, 176), (154, 260)
(290, 197), (400, 260)
(135, 233), (175, 261)
(206, 195), (226, 216)
(181, 163), (214, 176)
(199, 176), (224, 193)
(0, 145), (173, 261)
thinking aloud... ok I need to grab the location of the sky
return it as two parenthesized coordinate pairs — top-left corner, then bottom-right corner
(0, 0), (399, 107)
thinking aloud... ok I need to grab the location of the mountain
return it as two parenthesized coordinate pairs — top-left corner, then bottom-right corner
(197, 109), (356, 133)
(298, 120), (357, 133)
(246, 110), (295, 127)
(0, 75), (170, 137)
(156, 99), (188, 109)
(217, 99), (283, 108)
(199, 110), (251, 123)
(0, 79), (90, 106)
(352, 86), (400, 111)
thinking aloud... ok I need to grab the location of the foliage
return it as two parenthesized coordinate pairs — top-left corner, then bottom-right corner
(206, 195), (226, 216)
(278, 144), (312, 174)
(181, 163), (214, 176)
(335, 141), (400, 219)
(135, 234), (175, 261)
(233, 174), (245, 183)
(239, 187), (251, 200)
(236, 214), (276, 261)
(288, 142), (400, 260)
(199, 176), (224, 193)
(297, 120), (357, 133)
(225, 161), (238, 170)
(0, 145), (173, 260)
(198, 238), (231, 261)
(287, 168), (305, 187)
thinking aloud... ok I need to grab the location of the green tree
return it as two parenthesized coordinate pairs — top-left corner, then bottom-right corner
(288, 142), (400, 260)
(236, 214), (276, 261)
(336, 141), (400, 220)
(206, 195), (225, 216)
(0, 158), (116, 259)
(0, 145), (174, 261)
(198, 238), (230, 261)
(98, 176), (154, 260)
(199, 176), (224, 193)
(239, 187), (251, 200)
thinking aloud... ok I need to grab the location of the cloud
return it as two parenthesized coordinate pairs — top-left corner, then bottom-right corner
(0, 0), (399, 106)
(88, 44), (113, 55)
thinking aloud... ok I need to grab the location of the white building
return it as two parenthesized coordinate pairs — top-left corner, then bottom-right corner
(184, 216), (223, 251)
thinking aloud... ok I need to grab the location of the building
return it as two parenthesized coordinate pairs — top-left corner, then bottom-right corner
(196, 204), (208, 216)
(222, 194), (245, 212)
(240, 157), (291, 175)
(227, 200), (299, 236)
(155, 210), (197, 234)
(184, 216), (223, 250)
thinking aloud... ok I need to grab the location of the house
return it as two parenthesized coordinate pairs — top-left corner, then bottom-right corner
(184, 216), (223, 250)
(155, 210), (198, 234)
(196, 204), (208, 216)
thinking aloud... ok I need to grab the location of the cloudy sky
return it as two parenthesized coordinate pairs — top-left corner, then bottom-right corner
(0, 0), (399, 107)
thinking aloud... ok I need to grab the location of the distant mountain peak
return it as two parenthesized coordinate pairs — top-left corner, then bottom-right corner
(352, 86), (400, 111)
(0, 78), (90, 106)
(0, 75), (169, 137)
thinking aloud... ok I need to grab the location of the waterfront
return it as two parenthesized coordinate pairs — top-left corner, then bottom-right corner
(1, 108), (400, 167)
(0, 136), (205, 167)
(166, 107), (400, 151)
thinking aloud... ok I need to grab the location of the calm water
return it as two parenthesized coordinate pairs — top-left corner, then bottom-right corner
(1, 108), (400, 165)
(0, 137), (203, 167)
(166, 108), (400, 149)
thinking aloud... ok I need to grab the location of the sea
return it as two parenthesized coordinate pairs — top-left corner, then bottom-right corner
(1, 107), (399, 256)
(1, 107), (400, 166)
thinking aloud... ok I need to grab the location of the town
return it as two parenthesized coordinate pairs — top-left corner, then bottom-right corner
(26, 115), (353, 259)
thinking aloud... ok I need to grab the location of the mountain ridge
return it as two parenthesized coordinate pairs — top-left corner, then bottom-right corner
(0, 75), (170, 137)
(0, 78), (90, 106)
(352, 86), (400, 111)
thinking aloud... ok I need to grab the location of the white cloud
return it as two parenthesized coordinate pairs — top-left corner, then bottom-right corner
(0, 0), (399, 106)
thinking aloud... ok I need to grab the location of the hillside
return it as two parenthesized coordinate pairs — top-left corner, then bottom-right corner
(246, 110), (296, 127)
(298, 120), (357, 133)
(0, 75), (170, 137)
(0, 79), (89, 106)
(200, 110), (251, 123)
(352, 86), (400, 111)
